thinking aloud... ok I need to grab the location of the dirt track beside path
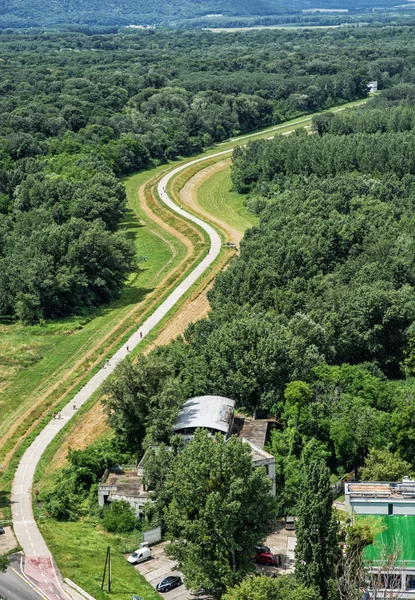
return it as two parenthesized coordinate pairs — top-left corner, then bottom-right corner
(179, 158), (244, 246)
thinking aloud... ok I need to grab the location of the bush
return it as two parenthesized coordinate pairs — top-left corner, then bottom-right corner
(101, 500), (138, 533)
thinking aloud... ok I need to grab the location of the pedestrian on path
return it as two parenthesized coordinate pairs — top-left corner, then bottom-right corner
(58, 412), (62, 420)
(73, 401), (76, 410)
(140, 331), (143, 339)
(53, 411), (56, 419)
(126, 345), (129, 352)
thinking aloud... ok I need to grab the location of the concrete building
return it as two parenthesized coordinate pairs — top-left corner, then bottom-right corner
(346, 478), (415, 598)
(242, 438), (277, 496)
(346, 477), (415, 516)
(98, 467), (150, 518)
(173, 395), (235, 441)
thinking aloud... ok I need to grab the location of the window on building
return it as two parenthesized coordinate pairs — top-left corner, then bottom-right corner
(407, 575), (415, 590)
(380, 574), (401, 590)
(388, 503), (393, 515)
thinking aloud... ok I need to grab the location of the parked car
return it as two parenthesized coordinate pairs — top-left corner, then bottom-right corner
(0, 526), (4, 534)
(127, 547), (152, 565)
(254, 552), (277, 566)
(156, 576), (182, 593)
(285, 516), (295, 530)
(255, 545), (271, 555)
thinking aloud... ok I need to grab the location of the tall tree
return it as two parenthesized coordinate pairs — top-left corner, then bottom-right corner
(295, 460), (339, 600)
(165, 430), (276, 597)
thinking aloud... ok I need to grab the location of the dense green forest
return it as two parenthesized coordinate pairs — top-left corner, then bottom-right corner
(0, 25), (405, 323)
(103, 87), (415, 518)
(0, 0), (403, 29)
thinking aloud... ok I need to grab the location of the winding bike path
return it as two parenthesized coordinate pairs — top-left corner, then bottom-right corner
(10, 149), (230, 600)
(10, 99), (369, 600)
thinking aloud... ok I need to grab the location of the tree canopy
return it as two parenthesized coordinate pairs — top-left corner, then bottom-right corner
(164, 430), (276, 596)
(222, 575), (320, 600)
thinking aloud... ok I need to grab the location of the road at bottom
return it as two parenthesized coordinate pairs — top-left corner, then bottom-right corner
(0, 554), (45, 600)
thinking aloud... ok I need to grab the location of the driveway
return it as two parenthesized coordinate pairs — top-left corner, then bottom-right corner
(0, 525), (18, 554)
(133, 527), (297, 598)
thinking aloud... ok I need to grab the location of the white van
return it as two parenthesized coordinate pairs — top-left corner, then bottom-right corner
(127, 547), (152, 564)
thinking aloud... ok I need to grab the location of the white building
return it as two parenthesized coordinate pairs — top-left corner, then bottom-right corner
(368, 80), (378, 93)
(173, 395), (276, 495)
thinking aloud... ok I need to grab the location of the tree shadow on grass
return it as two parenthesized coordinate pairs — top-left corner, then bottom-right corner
(121, 208), (143, 242)
(101, 285), (155, 313)
(0, 490), (10, 513)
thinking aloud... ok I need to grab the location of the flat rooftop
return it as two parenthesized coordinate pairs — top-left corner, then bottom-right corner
(173, 395), (235, 435)
(101, 469), (148, 498)
(239, 419), (269, 449)
(347, 479), (415, 501)
(364, 516), (415, 566)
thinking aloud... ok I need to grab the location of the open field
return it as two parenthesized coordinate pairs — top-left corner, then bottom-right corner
(0, 163), (207, 517)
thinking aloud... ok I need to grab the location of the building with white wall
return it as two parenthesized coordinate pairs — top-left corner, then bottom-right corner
(173, 395), (276, 495)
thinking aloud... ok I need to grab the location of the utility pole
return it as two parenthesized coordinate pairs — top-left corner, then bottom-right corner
(101, 546), (112, 592)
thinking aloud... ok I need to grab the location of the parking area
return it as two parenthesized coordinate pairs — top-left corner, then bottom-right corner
(134, 542), (189, 600)
(254, 521), (296, 577)
(132, 520), (296, 597)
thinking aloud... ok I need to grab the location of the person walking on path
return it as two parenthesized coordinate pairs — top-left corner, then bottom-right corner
(73, 401), (76, 410)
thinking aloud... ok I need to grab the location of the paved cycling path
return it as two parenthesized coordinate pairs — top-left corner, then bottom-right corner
(10, 148), (228, 600)
(10, 100), (368, 600)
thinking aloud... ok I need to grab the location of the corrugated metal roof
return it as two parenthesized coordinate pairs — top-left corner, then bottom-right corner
(173, 395), (235, 434)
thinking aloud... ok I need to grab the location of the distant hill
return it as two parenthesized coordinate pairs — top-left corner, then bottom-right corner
(0, 0), (405, 28)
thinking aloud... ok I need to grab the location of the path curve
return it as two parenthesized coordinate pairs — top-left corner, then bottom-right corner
(10, 147), (232, 600)
(10, 99), (369, 599)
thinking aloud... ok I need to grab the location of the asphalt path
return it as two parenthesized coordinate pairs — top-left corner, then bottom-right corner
(0, 555), (46, 600)
(9, 101), (369, 599)
(10, 139), (226, 600)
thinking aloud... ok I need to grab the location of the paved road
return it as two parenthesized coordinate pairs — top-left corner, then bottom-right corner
(0, 555), (46, 600)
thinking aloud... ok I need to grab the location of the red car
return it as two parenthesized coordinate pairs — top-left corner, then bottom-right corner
(254, 552), (277, 566)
